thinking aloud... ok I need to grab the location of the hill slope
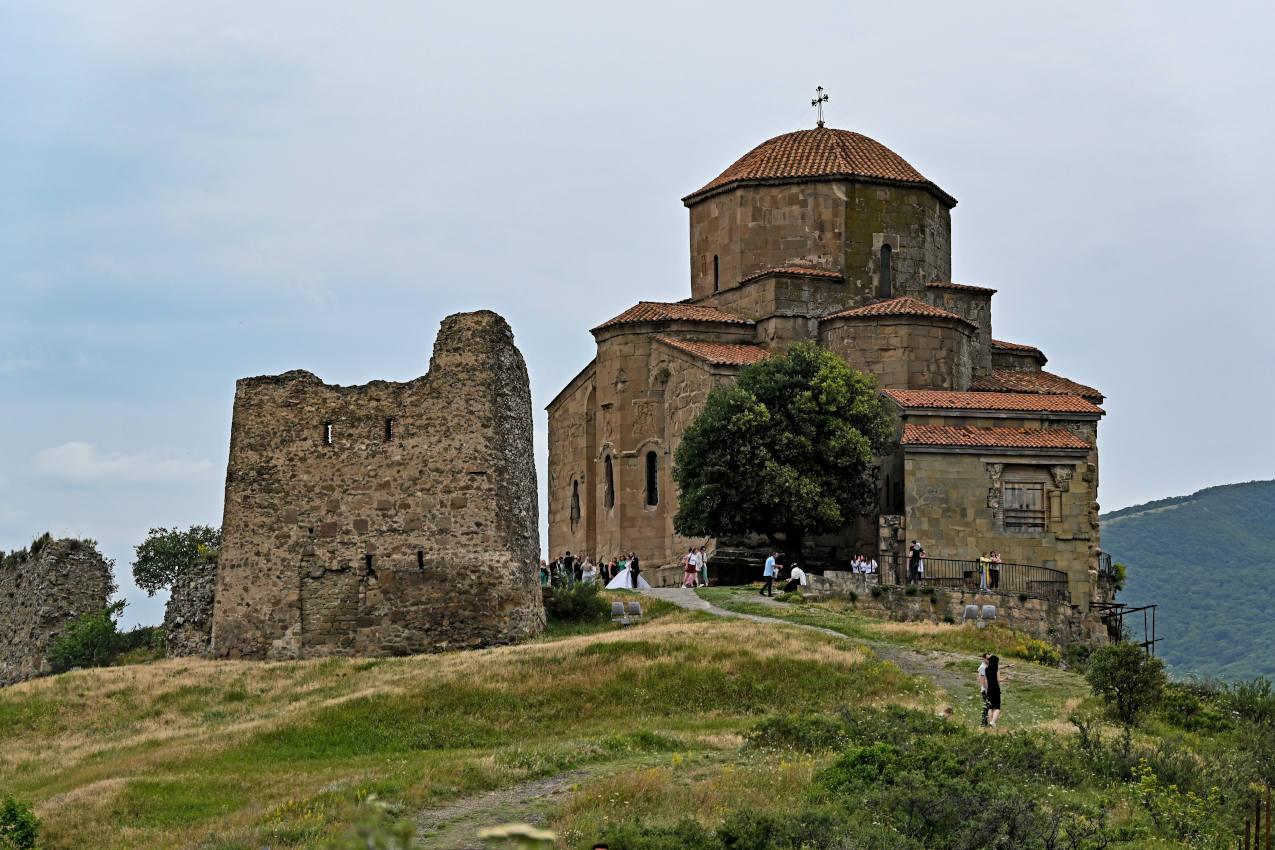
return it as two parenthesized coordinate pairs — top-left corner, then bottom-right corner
(1101, 479), (1275, 680)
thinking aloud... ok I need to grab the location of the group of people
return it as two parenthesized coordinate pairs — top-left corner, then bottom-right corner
(976, 551), (1003, 590)
(539, 551), (651, 589)
(759, 552), (808, 596)
(680, 546), (709, 587)
(850, 554), (878, 574)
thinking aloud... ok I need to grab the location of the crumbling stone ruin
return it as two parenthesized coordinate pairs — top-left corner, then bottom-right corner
(0, 535), (116, 686)
(164, 557), (218, 657)
(210, 310), (544, 660)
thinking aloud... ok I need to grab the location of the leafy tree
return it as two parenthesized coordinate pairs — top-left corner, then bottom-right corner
(672, 342), (895, 558)
(131, 525), (221, 596)
(1085, 641), (1167, 725)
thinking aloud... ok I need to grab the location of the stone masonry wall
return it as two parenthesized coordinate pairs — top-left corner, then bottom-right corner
(211, 310), (543, 660)
(821, 315), (975, 390)
(164, 558), (218, 657)
(808, 571), (1110, 645)
(0, 538), (115, 686)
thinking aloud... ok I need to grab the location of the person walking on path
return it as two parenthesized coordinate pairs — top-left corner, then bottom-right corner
(696, 546), (709, 588)
(978, 652), (991, 725)
(760, 552), (778, 596)
(682, 548), (698, 587)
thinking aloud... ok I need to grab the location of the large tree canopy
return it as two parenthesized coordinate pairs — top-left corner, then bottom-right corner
(672, 342), (896, 555)
(131, 525), (221, 596)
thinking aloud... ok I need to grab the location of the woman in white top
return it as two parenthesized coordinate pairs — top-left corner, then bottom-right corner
(580, 558), (596, 584)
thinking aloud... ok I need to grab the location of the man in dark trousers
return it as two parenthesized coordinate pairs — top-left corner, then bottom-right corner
(907, 540), (925, 585)
(628, 551), (640, 588)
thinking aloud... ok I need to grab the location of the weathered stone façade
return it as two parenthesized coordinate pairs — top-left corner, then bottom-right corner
(210, 310), (544, 660)
(0, 538), (115, 686)
(547, 124), (1112, 617)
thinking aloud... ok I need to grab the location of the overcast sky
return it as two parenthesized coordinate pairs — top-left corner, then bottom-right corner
(3, 1), (1272, 627)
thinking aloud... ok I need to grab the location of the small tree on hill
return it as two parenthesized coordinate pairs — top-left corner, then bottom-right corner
(672, 342), (895, 558)
(132, 525), (221, 596)
(1085, 641), (1167, 725)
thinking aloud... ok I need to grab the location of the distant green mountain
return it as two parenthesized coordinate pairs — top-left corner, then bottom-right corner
(1101, 480), (1275, 681)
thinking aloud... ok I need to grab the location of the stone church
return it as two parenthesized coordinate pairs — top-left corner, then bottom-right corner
(547, 123), (1107, 607)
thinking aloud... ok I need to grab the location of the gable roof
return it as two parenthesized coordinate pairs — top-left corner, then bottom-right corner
(883, 389), (1103, 415)
(592, 301), (753, 332)
(683, 127), (956, 207)
(971, 369), (1104, 403)
(822, 296), (977, 328)
(902, 424), (1091, 451)
(655, 336), (770, 366)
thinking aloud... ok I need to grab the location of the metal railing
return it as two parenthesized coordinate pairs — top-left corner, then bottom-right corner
(880, 555), (1070, 603)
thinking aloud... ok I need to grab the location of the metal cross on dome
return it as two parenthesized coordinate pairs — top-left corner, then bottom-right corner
(812, 86), (829, 127)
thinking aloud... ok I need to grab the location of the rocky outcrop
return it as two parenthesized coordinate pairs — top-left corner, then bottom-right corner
(164, 558), (218, 657)
(0, 536), (116, 686)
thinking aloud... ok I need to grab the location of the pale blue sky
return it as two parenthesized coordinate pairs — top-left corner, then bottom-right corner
(2, 1), (1272, 626)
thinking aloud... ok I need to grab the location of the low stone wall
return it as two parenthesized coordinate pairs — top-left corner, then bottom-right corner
(0, 538), (116, 686)
(165, 559), (218, 658)
(808, 570), (1109, 646)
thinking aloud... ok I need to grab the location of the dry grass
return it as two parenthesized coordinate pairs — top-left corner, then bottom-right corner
(0, 613), (908, 849)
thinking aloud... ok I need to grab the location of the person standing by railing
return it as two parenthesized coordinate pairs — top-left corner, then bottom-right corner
(907, 540), (924, 585)
(978, 553), (991, 590)
(990, 552), (1002, 589)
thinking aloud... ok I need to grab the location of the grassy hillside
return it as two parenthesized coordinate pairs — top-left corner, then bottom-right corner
(0, 587), (1272, 849)
(1101, 480), (1275, 680)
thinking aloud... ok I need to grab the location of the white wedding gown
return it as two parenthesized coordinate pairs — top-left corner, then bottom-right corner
(605, 567), (651, 590)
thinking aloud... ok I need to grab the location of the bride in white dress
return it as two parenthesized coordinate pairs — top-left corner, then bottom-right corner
(605, 560), (651, 589)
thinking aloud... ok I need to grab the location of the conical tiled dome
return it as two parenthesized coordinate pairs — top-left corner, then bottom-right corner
(683, 126), (955, 206)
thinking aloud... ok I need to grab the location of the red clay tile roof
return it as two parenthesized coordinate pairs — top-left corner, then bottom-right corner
(902, 424), (1091, 451)
(971, 369), (1104, 403)
(927, 281), (997, 295)
(992, 339), (1047, 363)
(592, 301), (753, 332)
(655, 336), (770, 366)
(822, 296), (977, 328)
(883, 389), (1103, 415)
(683, 127), (956, 207)
(738, 266), (845, 285)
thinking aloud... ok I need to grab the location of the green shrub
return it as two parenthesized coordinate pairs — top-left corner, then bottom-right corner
(774, 590), (804, 604)
(1062, 643), (1093, 670)
(46, 601), (127, 673)
(1013, 637), (1061, 667)
(0, 794), (40, 850)
(1158, 687), (1233, 734)
(747, 713), (848, 752)
(542, 583), (610, 625)
(1085, 641), (1167, 725)
(848, 590), (858, 603)
(904, 584), (918, 596)
(870, 585), (885, 598)
(942, 614), (955, 624)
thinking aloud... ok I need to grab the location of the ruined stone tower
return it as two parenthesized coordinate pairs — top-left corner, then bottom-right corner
(211, 310), (544, 660)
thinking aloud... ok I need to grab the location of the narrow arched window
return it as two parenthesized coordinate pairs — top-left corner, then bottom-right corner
(645, 451), (658, 506)
(570, 480), (582, 530)
(603, 455), (615, 510)
(880, 244), (892, 298)
(713, 255), (719, 292)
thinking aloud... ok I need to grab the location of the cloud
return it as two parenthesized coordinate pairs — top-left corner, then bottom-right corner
(33, 441), (215, 484)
